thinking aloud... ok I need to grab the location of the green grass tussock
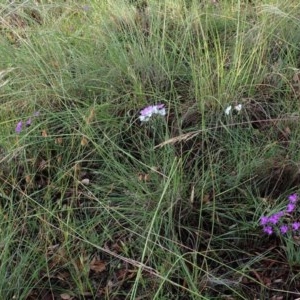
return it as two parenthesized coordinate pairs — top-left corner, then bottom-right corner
(1, 0), (300, 299)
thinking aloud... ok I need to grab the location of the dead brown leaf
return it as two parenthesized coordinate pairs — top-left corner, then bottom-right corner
(293, 72), (300, 84)
(26, 290), (54, 300)
(270, 296), (283, 300)
(47, 246), (68, 269)
(60, 293), (74, 300)
(111, 242), (122, 253)
(38, 159), (48, 171)
(86, 108), (95, 124)
(42, 129), (48, 137)
(138, 173), (150, 182)
(90, 256), (106, 273)
(202, 194), (211, 204)
(57, 155), (62, 164)
(55, 137), (63, 145)
(81, 137), (88, 146)
(25, 175), (31, 184)
(116, 268), (136, 281)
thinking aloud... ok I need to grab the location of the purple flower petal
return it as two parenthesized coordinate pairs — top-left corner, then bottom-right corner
(269, 212), (284, 224)
(82, 5), (90, 11)
(26, 118), (32, 127)
(292, 222), (300, 231)
(15, 121), (22, 134)
(140, 105), (154, 116)
(260, 216), (269, 226)
(286, 203), (296, 213)
(280, 225), (289, 234)
(139, 104), (166, 122)
(288, 194), (298, 204)
(263, 225), (273, 235)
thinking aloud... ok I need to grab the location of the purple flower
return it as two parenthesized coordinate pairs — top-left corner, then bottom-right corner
(139, 104), (166, 122)
(26, 118), (32, 127)
(15, 121), (23, 134)
(288, 194), (298, 204)
(15, 111), (40, 133)
(269, 212), (284, 224)
(286, 203), (296, 213)
(280, 225), (289, 234)
(292, 222), (300, 231)
(82, 5), (90, 11)
(263, 225), (273, 235)
(260, 216), (269, 226)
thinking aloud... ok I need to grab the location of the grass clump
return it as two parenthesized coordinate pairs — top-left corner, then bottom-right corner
(1, 0), (300, 299)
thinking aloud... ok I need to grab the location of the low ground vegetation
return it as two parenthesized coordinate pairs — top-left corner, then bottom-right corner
(1, 0), (300, 299)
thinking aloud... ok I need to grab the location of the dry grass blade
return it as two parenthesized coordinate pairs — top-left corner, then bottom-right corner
(154, 130), (203, 148)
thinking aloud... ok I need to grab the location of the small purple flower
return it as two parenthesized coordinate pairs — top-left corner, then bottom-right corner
(288, 194), (298, 204)
(82, 5), (90, 11)
(260, 216), (269, 226)
(286, 203), (296, 213)
(139, 104), (166, 122)
(292, 222), (300, 231)
(277, 211), (285, 217)
(280, 225), (289, 234)
(15, 121), (23, 134)
(263, 225), (273, 235)
(26, 118), (32, 127)
(15, 111), (40, 133)
(269, 212), (284, 224)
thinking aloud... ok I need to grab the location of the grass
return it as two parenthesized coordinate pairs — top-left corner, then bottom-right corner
(1, 0), (300, 298)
